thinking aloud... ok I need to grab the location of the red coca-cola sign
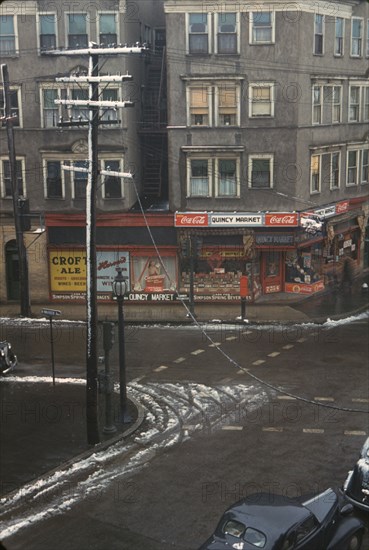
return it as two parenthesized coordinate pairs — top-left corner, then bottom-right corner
(265, 213), (298, 226)
(175, 213), (209, 227)
(336, 201), (349, 214)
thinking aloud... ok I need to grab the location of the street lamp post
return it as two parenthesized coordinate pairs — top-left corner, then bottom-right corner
(112, 267), (131, 424)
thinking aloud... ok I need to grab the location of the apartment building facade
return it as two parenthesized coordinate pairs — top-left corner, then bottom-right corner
(0, 0), (173, 312)
(166, 0), (369, 301)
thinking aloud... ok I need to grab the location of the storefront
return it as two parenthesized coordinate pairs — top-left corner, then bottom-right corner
(46, 213), (178, 304)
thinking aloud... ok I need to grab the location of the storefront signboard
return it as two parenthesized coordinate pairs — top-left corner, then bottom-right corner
(209, 214), (263, 226)
(336, 201), (349, 214)
(255, 233), (295, 246)
(175, 213), (209, 227)
(265, 213), (298, 227)
(285, 280), (324, 294)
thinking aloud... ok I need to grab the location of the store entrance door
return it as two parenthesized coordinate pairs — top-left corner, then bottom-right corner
(262, 251), (283, 294)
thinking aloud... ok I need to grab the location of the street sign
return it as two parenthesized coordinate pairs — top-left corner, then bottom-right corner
(41, 308), (61, 317)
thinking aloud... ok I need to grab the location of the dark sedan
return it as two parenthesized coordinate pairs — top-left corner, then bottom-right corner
(198, 488), (364, 550)
(344, 437), (369, 513)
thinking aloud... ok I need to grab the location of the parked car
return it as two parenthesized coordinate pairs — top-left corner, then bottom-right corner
(343, 437), (369, 513)
(0, 340), (17, 375)
(198, 488), (364, 550)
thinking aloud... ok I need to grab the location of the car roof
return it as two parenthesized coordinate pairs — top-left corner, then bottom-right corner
(222, 493), (312, 548)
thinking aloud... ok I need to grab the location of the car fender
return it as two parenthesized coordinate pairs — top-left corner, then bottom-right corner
(326, 517), (364, 550)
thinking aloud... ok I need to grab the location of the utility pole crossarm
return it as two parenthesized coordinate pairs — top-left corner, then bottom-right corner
(56, 75), (133, 83)
(47, 45), (148, 56)
(54, 99), (134, 108)
(61, 164), (133, 179)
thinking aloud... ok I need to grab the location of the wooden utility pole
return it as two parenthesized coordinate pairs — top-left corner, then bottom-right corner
(1, 64), (31, 317)
(50, 43), (147, 445)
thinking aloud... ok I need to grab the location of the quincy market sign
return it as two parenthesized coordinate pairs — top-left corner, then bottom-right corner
(175, 212), (299, 227)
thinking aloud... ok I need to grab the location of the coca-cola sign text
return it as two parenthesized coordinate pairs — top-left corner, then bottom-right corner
(336, 201), (349, 214)
(265, 213), (298, 226)
(175, 213), (209, 227)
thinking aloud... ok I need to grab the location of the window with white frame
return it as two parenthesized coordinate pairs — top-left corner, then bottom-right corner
(0, 87), (21, 126)
(330, 152), (340, 189)
(351, 18), (363, 57)
(310, 155), (321, 193)
(334, 17), (344, 56)
(248, 155), (274, 189)
(71, 88), (89, 121)
(44, 160), (64, 199)
(361, 148), (368, 184)
(67, 13), (88, 49)
(102, 160), (123, 199)
(323, 85), (342, 124)
(216, 158), (239, 196)
(188, 158), (210, 196)
(98, 12), (118, 45)
(100, 88), (119, 125)
(187, 156), (240, 197)
(72, 160), (88, 199)
(314, 14), (324, 55)
(250, 11), (274, 44)
(312, 86), (322, 124)
(187, 82), (240, 127)
(188, 13), (209, 54)
(1, 158), (24, 197)
(347, 150), (359, 186)
(42, 88), (59, 127)
(249, 83), (274, 117)
(216, 13), (238, 54)
(188, 86), (210, 126)
(364, 86), (369, 121)
(39, 13), (57, 51)
(0, 15), (17, 56)
(349, 86), (360, 121)
(216, 84), (239, 126)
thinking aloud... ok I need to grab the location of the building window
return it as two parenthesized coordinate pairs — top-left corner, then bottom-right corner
(310, 155), (321, 193)
(216, 13), (238, 54)
(249, 83), (274, 117)
(250, 11), (274, 44)
(322, 85), (341, 124)
(100, 88), (119, 125)
(67, 13), (88, 49)
(45, 160), (63, 198)
(216, 84), (238, 126)
(188, 86), (210, 126)
(98, 13), (118, 45)
(0, 15), (17, 56)
(351, 18), (363, 57)
(248, 155), (273, 189)
(216, 159), (239, 197)
(361, 149), (369, 184)
(71, 88), (89, 121)
(1, 159), (24, 197)
(0, 87), (20, 127)
(188, 13), (209, 54)
(314, 14), (324, 55)
(330, 152), (340, 189)
(103, 160), (123, 198)
(73, 161), (88, 199)
(364, 87), (369, 121)
(334, 17), (344, 56)
(349, 86), (360, 122)
(312, 86), (322, 124)
(188, 158), (210, 196)
(39, 13), (57, 51)
(347, 150), (358, 186)
(42, 88), (58, 127)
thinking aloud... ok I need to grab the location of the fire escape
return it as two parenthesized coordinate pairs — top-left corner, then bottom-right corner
(139, 46), (168, 206)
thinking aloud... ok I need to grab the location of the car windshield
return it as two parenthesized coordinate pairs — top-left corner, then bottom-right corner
(223, 520), (266, 548)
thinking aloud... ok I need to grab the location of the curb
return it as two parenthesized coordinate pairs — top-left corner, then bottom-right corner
(0, 394), (146, 502)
